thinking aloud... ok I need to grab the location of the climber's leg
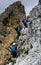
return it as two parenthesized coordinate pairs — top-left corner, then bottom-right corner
(12, 51), (17, 58)
(17, 31), (21, 36)
(24, 23), (28, 27)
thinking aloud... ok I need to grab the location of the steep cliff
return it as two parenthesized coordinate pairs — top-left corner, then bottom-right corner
(0, 0), (41, 65)
(14, 0), (41, 65)
(0, 1), (25, 65)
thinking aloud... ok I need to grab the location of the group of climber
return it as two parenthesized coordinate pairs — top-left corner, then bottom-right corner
(10, 16), (30, 58)
(14, 16), (30, 36)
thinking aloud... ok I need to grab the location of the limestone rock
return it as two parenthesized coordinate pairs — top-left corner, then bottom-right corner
(0, 1), (25, 65)
(14, 1), (41, 65)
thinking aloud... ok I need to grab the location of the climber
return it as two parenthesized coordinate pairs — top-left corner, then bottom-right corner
(22, 17), (29, 27)
(15, 25), (23, 36)
(10, 43), (17, 58)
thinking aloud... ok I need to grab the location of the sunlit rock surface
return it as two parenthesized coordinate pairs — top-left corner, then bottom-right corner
(0, 1), (25, 65)
(0, 0), (41, 65)
(14, 0), (41, 65)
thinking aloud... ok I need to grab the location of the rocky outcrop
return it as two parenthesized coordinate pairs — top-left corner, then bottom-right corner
(0, 1), (25, 33)
(0, 0), (41, 65)
(13, 0), (41, 65)
(0, 1), (25, 65)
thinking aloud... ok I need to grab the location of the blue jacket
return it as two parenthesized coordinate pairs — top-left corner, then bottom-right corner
(17, 26), (22, 31)
(10, 45), (17, 54)
(15, 26), (22, 32)
(22, 18), (29, 23)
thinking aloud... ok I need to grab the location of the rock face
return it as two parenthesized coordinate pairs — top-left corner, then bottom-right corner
(0, 1), (25, 33)
(17, 28), (32, 57)
(0, 0), (41, 65)
(0, 1), (25, 65)
(14, 1), (41, 65)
